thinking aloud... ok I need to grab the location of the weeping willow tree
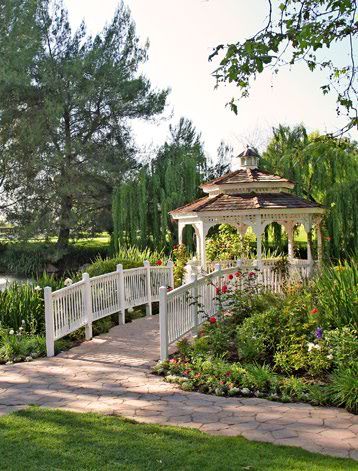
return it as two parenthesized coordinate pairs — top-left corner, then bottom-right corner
(261, 125), (358, 258)
(112, 118), (207, 252)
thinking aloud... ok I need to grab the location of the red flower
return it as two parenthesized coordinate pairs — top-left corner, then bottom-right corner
(167, 286), (173, 292)
(183, 369), (190, 375)
(248, 271), (256, 278)
(220, 380), (225, 385)
(225, 371), (232, 377)
(235, 271), (242, 278)
(228, 274), (234, 280)
(310, 308), (319, 315)
(209, 316), (217, 324)
(221, 284), (228, 293)
(215, 287), (221, 295)
(194, 373), (201, 379)
(156, 260), (163, 266)
(325, 236), (332, 241)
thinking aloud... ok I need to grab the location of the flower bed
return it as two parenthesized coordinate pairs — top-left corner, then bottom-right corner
(154, 261), (358, 413)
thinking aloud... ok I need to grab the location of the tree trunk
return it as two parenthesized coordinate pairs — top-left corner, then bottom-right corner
(56, 195), (72, 249)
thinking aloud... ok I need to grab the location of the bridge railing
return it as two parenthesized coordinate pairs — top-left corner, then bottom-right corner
(44, 260), (174, 357)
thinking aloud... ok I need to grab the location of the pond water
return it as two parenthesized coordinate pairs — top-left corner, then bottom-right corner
(0, 274), (29, 291)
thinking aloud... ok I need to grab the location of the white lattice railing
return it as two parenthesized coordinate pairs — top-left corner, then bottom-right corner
(159, 260), (312, 360)
(44, 261), (174, 357)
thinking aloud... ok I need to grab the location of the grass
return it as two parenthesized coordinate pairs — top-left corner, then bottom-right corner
(0, 408), (355, 470)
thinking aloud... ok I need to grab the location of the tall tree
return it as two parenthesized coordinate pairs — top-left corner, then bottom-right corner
(261, 125), (358, 257)
(209, 0), (357, 134)
(0, 0), (168, 247)
(112, 118), (207, 252)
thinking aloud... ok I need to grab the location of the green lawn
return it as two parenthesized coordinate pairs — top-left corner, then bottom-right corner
(0, 409), (355, 471)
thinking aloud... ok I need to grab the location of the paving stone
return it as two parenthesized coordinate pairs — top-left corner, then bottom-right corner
(0, 315), (356, 461)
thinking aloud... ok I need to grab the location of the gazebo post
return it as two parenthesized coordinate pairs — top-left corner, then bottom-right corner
(316, 222), (323, 267)
(307, 229), (313, 275)
(286, 223), (295, 261)
(178, 222), (185, 245)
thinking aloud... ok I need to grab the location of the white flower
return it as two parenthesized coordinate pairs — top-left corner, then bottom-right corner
(21, 320), (25, 325)
(34, 285), (42, 291)
(64, 278), (73, 287)
(314, 344), (321, 350)
(19, 326), (23, 332)
(307, 342), (315, 352)
(9, 329), (14, 335)
(327, 354), (333, 360)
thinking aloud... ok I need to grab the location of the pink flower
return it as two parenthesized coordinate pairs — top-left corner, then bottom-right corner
(169, 358), (177, 364)
(209, 316), (217, 324)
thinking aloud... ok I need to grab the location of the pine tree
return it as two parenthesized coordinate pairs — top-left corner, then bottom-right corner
(0, 0), (168, 247)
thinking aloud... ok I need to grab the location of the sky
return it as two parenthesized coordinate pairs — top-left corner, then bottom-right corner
(64, 0), (356, 160)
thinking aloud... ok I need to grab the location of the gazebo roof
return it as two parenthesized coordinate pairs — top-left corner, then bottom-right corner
(201, 168), (293, 189)
(170, 192), (322, 216)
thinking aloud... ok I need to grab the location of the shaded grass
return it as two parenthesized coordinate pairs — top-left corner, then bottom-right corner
(0, 408), (355, 470)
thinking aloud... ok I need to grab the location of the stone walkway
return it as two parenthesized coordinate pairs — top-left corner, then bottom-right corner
(0, 316), (357, 460)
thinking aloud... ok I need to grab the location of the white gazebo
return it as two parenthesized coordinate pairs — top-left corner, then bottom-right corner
(170, 146), (325, 276)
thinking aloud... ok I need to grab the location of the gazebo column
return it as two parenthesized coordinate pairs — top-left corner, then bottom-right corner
(285, 222), (295, 261)
(316, 222), (323, 267)
(178, 222), (186, 245)
(196, 222), (210, 270)
(253, 220), (264, 269)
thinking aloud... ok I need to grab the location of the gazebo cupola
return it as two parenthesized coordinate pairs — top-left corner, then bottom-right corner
(170, 145), (325, 274)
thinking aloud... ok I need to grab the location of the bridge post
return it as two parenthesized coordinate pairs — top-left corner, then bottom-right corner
(82, 273), (93, 340)
(144, 260), (152, 316)
(159, 286), (168, 361)
(116, 264), (126, 324)
(44, 286), (55, 357)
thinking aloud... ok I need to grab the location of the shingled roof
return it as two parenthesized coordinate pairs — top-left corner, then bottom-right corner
(170, 192), (322, 215)
(201, 168), (294, 188)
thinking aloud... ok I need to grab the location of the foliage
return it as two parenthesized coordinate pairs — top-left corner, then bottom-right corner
(206, 224), (252, 261)
(172, 244), (190, 287)
(0, 0), (167, 246)
(209, 0), (357, 133)
(328, 366), (358, 414)
(0, 409), (355, 471)
(112, 118), (206, 252)
(0, 241), (109, 276)
(0, 327), (46, 363)
(314, 260), (358, 328)
(0, 283), (44, 334)
(85, 246), (166, 277)
(155, 261), (358, 412)
(261, 126), (358, 258)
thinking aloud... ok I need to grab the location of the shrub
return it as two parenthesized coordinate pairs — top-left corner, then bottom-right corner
(236, 308), (281, 363)
(85, 246), (167, 277)
(324, 327), (358, 370)
(314, 259), (358, 329)
(206, 224), (252, 261)
(328, 366), (358, 413)
(0, 328), (46, 363)
(172, 244), (190, 286)
(242, 364), (278, 393)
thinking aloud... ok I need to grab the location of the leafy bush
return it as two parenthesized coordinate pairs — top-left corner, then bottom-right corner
(206, 224), (252, 261)
(85, 246), (167, 277)
(0, 328), (46, 363)
(324, 327), (358, 370)
(315, 260), (358, 329)
(172, 244), (190, 287)
(328, 366), (358, 413)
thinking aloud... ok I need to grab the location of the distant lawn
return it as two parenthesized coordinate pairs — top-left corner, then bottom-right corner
(0, 409), (355, 471)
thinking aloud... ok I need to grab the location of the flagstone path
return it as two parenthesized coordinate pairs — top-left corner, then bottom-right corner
(0, 316), (357, 460)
